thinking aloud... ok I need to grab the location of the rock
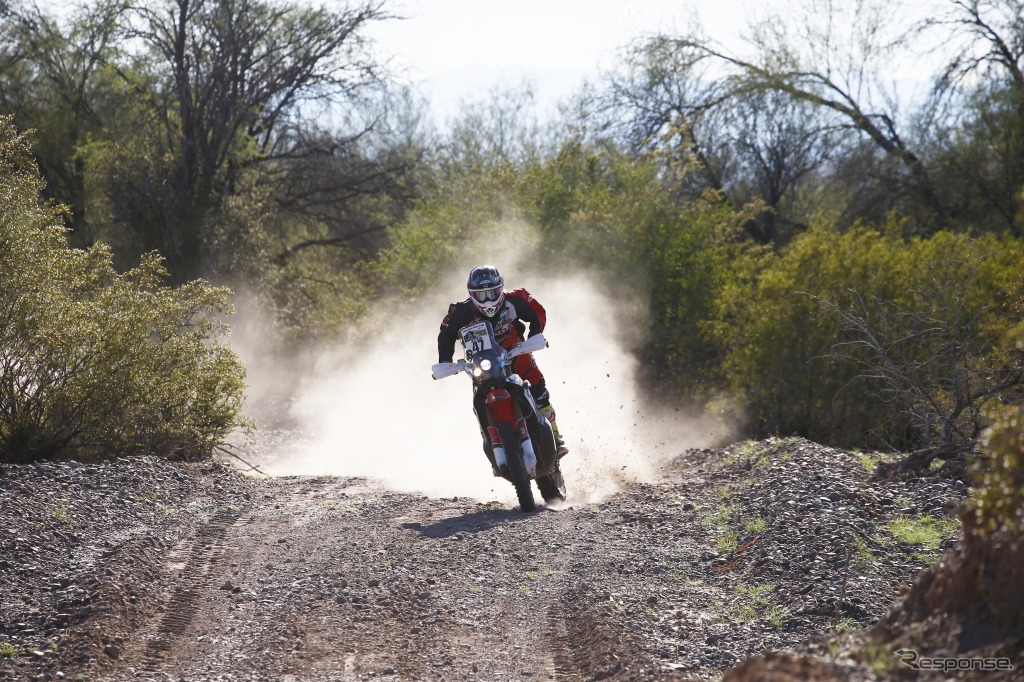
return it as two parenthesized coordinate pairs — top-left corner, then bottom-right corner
(103, 644), (120, 660)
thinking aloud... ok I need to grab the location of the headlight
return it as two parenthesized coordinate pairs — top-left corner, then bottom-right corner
(473, 367), (482, 377)
(480, 359), (492, 371)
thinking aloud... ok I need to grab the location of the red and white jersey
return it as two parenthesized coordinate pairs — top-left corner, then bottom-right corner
(437, 288), (547, 363)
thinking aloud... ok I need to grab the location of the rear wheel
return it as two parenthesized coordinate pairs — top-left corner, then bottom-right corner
(498, 420), (536, 512)
(536, 463), (567, 503)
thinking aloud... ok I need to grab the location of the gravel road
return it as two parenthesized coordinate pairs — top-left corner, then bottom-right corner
(0, 438), (967, 681)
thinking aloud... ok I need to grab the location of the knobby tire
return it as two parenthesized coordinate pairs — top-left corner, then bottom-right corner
(498, 420), (536, 512)
(536, 464), (567, 503)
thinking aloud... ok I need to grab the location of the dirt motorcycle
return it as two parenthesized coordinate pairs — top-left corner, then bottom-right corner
(431, 319), (567, 511)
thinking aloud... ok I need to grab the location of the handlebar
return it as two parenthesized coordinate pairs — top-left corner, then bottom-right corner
(430, 333), (549, 380)
(431, 360), (467, 380)
(506, 333), (548, 359)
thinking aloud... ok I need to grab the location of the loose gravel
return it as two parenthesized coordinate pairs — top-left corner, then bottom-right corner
(0, 436), (967, 681)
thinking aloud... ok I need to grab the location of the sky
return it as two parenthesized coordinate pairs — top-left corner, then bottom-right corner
(366, 0), (759, 123)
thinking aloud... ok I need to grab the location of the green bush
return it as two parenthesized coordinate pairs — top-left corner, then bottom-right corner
(712, 219), (1024, 449)
(972, 298), (1024, 536)
(972, 404), (1024, 538)
(0, 117), (246, 462)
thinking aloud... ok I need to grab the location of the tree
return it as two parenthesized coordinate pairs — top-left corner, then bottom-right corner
(718, 87), (837, 243)
(0, 0), (128, 241)
(584, 33), (838, 244)
(0, 0), (422, 340)
(915, 0), (1024, 233)
(441, 81), (553, 173)
(650, 1), (955, 231)
(588, 35), (729, 197)
(113, 0), (396, 280)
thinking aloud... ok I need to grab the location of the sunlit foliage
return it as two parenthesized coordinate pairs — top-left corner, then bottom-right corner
(0, 118), (246, 462)
(712, 222), (1024, 450)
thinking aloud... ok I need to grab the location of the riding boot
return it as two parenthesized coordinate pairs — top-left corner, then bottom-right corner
(538, 405), (569, 457)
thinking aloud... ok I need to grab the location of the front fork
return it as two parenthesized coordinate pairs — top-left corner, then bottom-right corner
(483, 389), (538, 477)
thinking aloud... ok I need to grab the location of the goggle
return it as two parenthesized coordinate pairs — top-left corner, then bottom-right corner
(470, 286), (502, 304)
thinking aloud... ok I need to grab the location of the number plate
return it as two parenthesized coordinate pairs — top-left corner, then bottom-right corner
(459, 322), (492, 354)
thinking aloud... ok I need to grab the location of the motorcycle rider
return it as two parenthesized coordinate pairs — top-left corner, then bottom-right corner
(438, 265), (569, 462)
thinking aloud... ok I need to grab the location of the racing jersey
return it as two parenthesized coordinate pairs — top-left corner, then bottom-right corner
(437, 288), (547, 363)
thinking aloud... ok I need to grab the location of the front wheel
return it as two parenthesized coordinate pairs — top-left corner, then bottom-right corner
(498, 420), (536, 512)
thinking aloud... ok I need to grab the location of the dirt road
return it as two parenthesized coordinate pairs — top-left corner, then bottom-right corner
(1, 439), (967, 681)
(105, 474), (700, 681)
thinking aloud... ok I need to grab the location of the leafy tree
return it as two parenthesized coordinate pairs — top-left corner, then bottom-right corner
(591, 35), (728, 194)
(717, 87), (837, 243)
(0, 116), (246, 462)
(374, 84), (566, 299)
(442, 81), (551, 173)
(0, 0), (416, 295)
(374, 164), (525, 296)
(519, 135), (761, 396)
(0, 0), (128, 240)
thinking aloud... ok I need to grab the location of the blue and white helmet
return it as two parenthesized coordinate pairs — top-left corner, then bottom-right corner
(467, 265), (505, 318)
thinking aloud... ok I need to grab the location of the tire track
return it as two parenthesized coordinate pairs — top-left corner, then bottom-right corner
(136, 508), (244, 675)
(556, 586), (633, 681)
(545, 599), (580, 680)
(541, 573), (662, 680)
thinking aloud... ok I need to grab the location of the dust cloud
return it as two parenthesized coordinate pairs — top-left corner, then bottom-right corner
(232, 225), (726, 505)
